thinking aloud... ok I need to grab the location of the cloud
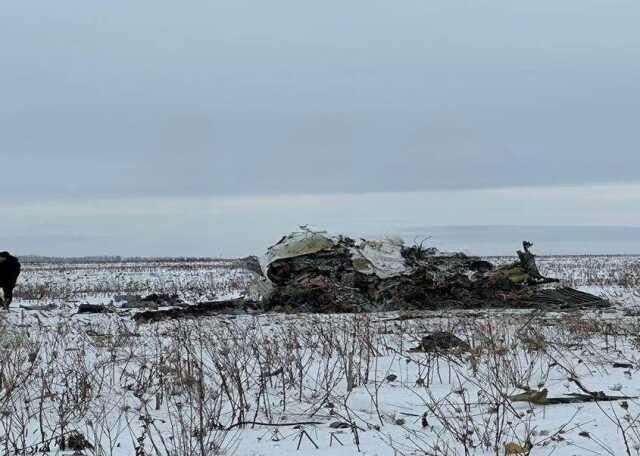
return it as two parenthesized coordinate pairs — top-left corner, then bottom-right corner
(1, 0), (640, 199)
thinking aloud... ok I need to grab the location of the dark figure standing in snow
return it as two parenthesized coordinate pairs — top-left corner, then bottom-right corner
(0, 251), (20, 309)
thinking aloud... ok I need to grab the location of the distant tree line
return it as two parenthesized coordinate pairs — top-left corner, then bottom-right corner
(19, 255), (225, 264)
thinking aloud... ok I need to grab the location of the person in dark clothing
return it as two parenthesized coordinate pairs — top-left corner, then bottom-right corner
(0, 251), (20, 309)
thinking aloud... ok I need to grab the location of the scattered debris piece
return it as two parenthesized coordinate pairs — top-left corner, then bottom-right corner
(133, 298), (259, 323)
(234, 255), (264, 277)
(509, 388), (549, 405)
(509, 378), (638, 405)
(113, 293), (185, 309)
(61, 431), (93, 451)
(141, 293), (181, 305)
(328, 422), (351, 429)
(77, 304), (114, 314)
(411, 331), (471, 353)
(19, 304), (57, 311)
(520, 288), (608, 309)
(504, 441), (530, 455)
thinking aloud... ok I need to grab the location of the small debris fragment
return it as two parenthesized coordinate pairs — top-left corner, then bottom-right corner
(329, 422), (350, 429)
(19, 304), (57, 311)
(504, 442), (528, 455)
(77, 304), (113, 314)
(412, 332), (470, 352)
(65, 431), (94, 451)
(509, 388), (548, 405)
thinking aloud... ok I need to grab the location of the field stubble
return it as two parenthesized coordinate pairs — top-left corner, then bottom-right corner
(1, 256), (640, 455)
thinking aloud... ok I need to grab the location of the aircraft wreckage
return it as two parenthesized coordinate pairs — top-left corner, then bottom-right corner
(134, 229), (608, 322)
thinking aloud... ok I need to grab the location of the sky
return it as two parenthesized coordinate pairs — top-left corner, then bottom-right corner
(1, 1), (640, 255)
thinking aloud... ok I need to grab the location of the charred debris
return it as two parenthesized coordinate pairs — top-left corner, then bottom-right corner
(132, 229), (608, 323)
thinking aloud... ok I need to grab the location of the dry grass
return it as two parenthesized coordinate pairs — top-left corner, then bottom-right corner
(2, 256), (640, 455)
(0, 307), (639, 455)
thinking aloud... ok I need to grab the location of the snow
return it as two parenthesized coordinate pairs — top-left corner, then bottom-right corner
(2, 256), (640, 455)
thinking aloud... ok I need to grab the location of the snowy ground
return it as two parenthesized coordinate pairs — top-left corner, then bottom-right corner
(2, 256), (640, 455)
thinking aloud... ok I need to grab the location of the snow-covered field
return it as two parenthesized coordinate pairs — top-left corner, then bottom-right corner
(2, 256), (640, 455)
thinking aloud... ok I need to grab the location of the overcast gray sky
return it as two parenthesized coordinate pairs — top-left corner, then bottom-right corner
(2, 0), (640, 198)
(2, 1), (640, 255)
